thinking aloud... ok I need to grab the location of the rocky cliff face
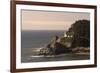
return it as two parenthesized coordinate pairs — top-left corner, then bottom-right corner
(38, 36), (71, 55)
(35, 20), (90, 56)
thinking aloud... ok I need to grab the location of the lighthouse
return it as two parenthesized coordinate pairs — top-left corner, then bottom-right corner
(64, 32), (67, 37)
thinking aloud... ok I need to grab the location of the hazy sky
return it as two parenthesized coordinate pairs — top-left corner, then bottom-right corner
(21, 10), (90, 30)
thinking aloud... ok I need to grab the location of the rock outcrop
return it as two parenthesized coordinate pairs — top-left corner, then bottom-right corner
(35, 20), (90, 56)
(38, 36), (71, 55)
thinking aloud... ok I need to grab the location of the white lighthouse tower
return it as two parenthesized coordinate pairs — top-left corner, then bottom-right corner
(64, 32), (67, 37)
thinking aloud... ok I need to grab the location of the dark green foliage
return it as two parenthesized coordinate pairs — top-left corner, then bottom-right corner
(70, 20), (90, 47)
(38, 20), (90, 56)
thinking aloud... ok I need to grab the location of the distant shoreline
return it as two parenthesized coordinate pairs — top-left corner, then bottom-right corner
(22, 30), (67, 31)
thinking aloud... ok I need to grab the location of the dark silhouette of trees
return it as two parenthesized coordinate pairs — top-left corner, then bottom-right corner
(68, 20), (90, 47)
(38, 20), (90, 55)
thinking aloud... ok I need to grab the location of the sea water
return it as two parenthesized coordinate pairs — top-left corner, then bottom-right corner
(21, 30), (89, 63)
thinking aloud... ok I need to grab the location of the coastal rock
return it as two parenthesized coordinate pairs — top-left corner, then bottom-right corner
(32, 20), (90, 56)
(72, 47), (90, 53)
(38, 36), (71, 55)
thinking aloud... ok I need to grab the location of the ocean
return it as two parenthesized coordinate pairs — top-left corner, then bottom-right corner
(21, 30), (89, 63)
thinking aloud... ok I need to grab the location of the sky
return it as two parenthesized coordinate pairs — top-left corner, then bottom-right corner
(21, 10), (90, 30)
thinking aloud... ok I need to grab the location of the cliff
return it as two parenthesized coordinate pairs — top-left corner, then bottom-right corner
(35, 20), (90, 56)
(38, 36), (72, 55)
